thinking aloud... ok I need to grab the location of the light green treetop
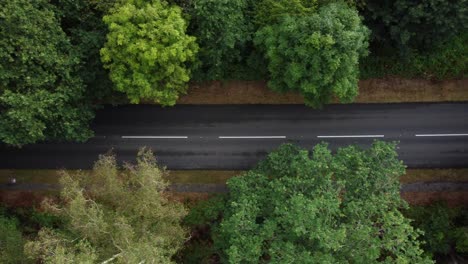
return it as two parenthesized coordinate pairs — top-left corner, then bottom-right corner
(25, 149), (187, 263)
(101, 0), (198, 106)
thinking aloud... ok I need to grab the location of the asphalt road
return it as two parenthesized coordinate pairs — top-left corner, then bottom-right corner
(0, 103), (467, 169)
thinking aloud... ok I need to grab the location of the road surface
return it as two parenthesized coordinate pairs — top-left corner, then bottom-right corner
(0, 103), (467, 169)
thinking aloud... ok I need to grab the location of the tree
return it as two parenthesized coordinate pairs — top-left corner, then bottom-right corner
(216, 142), (432, 263)
(406, 203), (468, 258)
(190, 0), (253, 80)
(25, 149), (187, 263)
(254, 3), (369, 108)
(0, 0), (94, 146)
(51, 0), (115, 101)
(100, 0), (199, 106)
(361, 0), (468, 53)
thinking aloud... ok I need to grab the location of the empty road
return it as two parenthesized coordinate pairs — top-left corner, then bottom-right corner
(0, 103), (467, 169)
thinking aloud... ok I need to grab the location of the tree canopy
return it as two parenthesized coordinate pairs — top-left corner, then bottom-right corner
(101, 0), (198, 106)
(25, 149), (187, 263)
(255, 2), (369, 107)
(362, 0), (468, 53)
(0, 0), (94, 146)
(189, 0), (253, 80)
(216, 142), (432, 263)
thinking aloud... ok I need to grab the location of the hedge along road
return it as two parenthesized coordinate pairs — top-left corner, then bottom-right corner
(0, 103), (467, 169)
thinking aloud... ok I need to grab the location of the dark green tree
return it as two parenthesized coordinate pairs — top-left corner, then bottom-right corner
(407, 203), (468, 258)
(362, 0), (467, 53)
(0, 0), (94, 146)
(216, 142), (432, 263)
(255, 2), (369, 107)
(51, 0), (115, 101)
(190, 0), (253, 80)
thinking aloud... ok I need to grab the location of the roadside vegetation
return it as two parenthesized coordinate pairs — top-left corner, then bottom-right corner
(1, 0), (466, 145)
(1, 142), (467, 263)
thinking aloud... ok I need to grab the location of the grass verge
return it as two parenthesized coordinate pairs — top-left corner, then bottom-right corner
(2, 169), (467, 186)
(172, 78), (468, 105)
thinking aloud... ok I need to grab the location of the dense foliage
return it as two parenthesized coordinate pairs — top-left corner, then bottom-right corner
(215, 142), (431, 263)
(190, 0), (253, 80)
(0, 214), (25, 263)
(253, 0), (318, 27)
(52, 0), (115, 100)
(101, 0), (198, 106)
(25, 149), (187, 263)
(255, 3), (369, 107)
(218, 142), (430, 263)
(361, 31), (468, 80)
(0, 0), (94, 146)
(361, 0), (467, 53)
(406, 203), (468, 259)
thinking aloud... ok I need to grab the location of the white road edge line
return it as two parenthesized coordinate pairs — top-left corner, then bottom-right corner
(415, 134), (468, 137)
(121, 136), (188, 139)
(219, 136), (286, 139)
(317, 135), (385, 138)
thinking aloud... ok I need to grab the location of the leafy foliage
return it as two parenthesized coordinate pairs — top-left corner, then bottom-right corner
(361, 0), (468, 53)
(255, 3), (369, 107)
(0, 215), (26, 264)
(190, 0), (253, 80)
(216, 142), (432, 263)
(101, 0), (199, 106)
(361, 33), (468, 80)
(25, 149), (187, 263)
(89, 0), (122, 13)
(52, 0), (115, 101)
(406, 203), (468, 257)
(0, 0), (94, 146)
(176, 195), (227, 263)
(253, 0), (318, 27)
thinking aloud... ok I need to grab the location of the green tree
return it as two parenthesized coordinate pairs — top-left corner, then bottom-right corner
(406, 203), (468, 258)
(255, 2), (369, 107)
(190, 0), (253, 80)
(216, 142), (432, 263)
(25, 149), (187, 263)
(101, 0), (198, 106)
(52, 0), (116, 101)
(0, 0), (94, 146)
(0, 215), (26, 264)
(253, 0), (318, 27)
(361, 0), (468, 53)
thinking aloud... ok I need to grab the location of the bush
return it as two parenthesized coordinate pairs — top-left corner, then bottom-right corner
(0, 215), (26, 263)
(255, 2), (369, 107)
(361, 33), (468, 79)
